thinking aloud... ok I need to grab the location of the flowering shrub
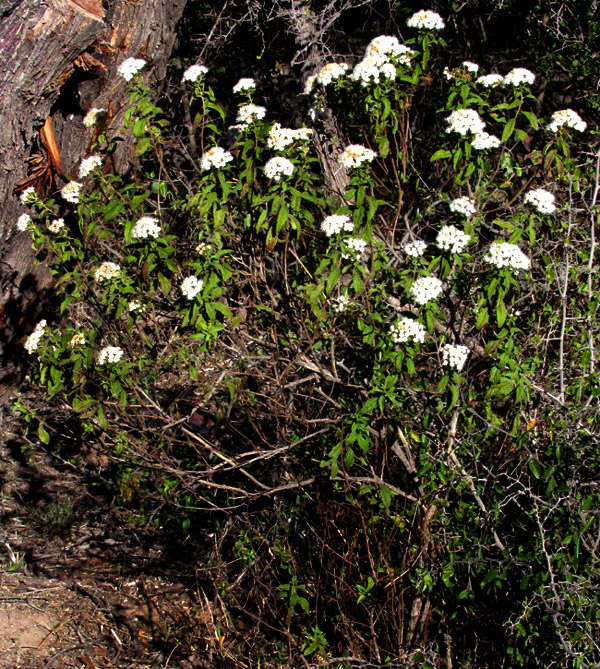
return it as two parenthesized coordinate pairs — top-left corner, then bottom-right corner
(15, 13), (600, 668)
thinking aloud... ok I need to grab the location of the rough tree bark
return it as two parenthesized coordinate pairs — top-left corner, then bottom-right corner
(0, 0), (187, 306)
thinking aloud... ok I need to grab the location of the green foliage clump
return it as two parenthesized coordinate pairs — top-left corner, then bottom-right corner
(15, 10), (600, 667)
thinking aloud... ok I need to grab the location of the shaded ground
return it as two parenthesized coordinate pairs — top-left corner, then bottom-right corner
(0, 408), (213, 669)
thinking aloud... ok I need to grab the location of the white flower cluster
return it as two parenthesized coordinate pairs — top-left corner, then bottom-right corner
(547, 109), (587, 133)
(406, 10), (445, 30)
(83, 107), (107, 127)
(48, 218), (65, 234)
(61, 181), (82, 204)
(449, 196), (476, 218)
(410, 276), (443, 305)
(236, 104), (266, 126)
(183, 64), (208, 83)
(404, 240), (427, 257)
(20, 186), (36, 205)
(79, 154), (102, 179)
(441, 343), (469, 371)
(436, 225), (471, 254)
(264, 156), (295, 180)
(446, 109), (486, 135)
(97, 346), (124, 365)
(462, 61), (479, 73)
(476, 73), (504, 88)
(16, 213), (31, 231)
(233, 78), (256, 93)
(484, 242), (531, 271)
(471, 132), (501, 150)
(351, 36), (413, 86)
(117, 57), (146, 82)
(390, 317), (426, 344)
(267, 123), (312, 151)
(445, 109), (500, 150)
(339, 144), (377, 169)
(504, 67), (535, 86)
(332, 294), (350, 313)
(200, 146), (234, 170)
(524, 187), (556, 214)
(95, 261), (121, 282)
(303, 74), (317, 95)
(317, 63), (349, 86)
(321, 214), (353, 237)
(70, 333), (85, 347)
(24, 320), (47, 354)
(132, 216), (161, 240)
(195, 241), (212, 256)
(342, 237), (368, 260)
(128, 300), (142, 312)
(181, 275), (204, 300)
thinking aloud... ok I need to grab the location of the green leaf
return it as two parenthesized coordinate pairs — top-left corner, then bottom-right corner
(476, 306), (489, 330)
(496, 298), (507, 327)
(38, 423), (50, 444)
(431, 149), (452, 162)
(522, 111), (539, 130)
(502, 118), (515, 142)
(528, 458), (543, 479)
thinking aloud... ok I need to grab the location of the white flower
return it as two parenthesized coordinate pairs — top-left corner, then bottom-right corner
(128, 300), (142, 312)
(443, 66), (455, 81)
(462, 61), (479, 73)
(332, 294), (350, 313)
(264, 156), (295, 181)
(410, 276), (443, 305)
(97, 346), (124, 365)
(181, 276), (204, 300)
(94, 261), (121, 282)
(20, 186), (36, 205)
(61, 181), (82, 204)
(484, 241), (531, 272)
(195, 241), (212, 256)
(131, 216), (161, 239)
(404, 240), (427, 257)
(547, 109), (587, 133)
(321, 214), (353, 237)
(342, 237), (368, 260)
(233, 78), (256, 93)
(79, 155), (102, 179)
(407, 10), (445, 30)
(504, 68), (535, 86)
(183, 64), (208, 83)
(351, 55), (398, 86)
(471, 131), (501, 150)
(476, 73), (504, 88)
(16, 213), (31, 231)
(316, 63), (349, 86)
(236, 104), (266, 126)
(436, 225), (471, 254)
(339, 144), (377, 169)
(83, 107), (107, 127)
(70, 333), (85, 347)
(449, 196), (476, 218)
(117, 57), (146, 82)
(24, 320), (47, 354)
(48, 218), (65, 234)
(303, 74), (317, 95)
(446, 109), (486, 136)
(441, 343), (469, 371)
(390, 317), (426, 344)
(366, 36), (413, 65)
(200, 146), (234, 170)
(267, 123), (312, 151)
(524, 187), (556, 214)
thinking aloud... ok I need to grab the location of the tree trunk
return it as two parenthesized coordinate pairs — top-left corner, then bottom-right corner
(0, 0), (187, 305)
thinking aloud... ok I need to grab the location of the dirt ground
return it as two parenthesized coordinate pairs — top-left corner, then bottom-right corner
(0, 409), (213, 669)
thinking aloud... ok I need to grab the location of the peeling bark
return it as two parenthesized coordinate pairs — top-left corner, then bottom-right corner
(0, 0), (187, 308)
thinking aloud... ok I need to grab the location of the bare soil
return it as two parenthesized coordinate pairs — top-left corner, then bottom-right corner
(0, 409), (212, 669)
